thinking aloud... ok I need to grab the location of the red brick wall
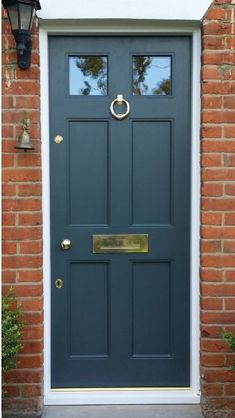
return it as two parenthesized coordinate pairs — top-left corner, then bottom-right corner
(2, 9), (43, 417)
(201, 0), (235, 416)
(1, 0), (235, 416)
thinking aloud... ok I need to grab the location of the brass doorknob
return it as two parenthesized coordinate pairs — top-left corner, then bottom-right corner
(60, 239), (71, 250)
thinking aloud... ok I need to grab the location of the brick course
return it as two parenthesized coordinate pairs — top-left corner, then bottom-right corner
(2, 0), (235, 416)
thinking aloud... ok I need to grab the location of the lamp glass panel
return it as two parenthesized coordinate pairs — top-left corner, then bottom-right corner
(19, 3), (33, 30)
(7, 5), (19, 30)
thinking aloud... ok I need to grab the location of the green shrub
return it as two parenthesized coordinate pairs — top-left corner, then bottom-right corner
(222, 330), (235, 371)
(2, 289), (24, 373)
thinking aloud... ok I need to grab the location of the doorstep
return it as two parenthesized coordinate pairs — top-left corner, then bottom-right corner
(43, 405), (203, 418)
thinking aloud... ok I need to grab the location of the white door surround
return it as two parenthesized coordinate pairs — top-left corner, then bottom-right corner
(40, 21), (201, 406)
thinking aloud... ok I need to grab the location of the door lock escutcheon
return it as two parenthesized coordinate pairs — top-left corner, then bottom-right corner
(60, 238), (71, 250)
(55, 278), (63, 289)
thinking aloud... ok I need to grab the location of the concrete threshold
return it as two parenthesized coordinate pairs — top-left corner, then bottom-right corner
(43, 405), (203, 418)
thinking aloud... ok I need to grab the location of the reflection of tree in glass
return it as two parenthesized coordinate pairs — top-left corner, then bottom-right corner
(133, 56), (152, 95)
(153, 78), (171, 95)
(133, 56), (171, 96)
(75, 56), (107, 95)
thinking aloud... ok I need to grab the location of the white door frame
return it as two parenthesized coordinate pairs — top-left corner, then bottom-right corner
(40, 21), (201, 405)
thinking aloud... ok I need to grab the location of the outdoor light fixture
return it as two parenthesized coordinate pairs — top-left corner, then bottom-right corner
(2, 0), (41, 70)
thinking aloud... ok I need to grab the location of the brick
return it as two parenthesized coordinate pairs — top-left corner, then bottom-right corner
(224, 155), (235, 167)
(201, 67), (221, 81)
(225, 271), (235, 282)
(21, 385), (42, 397)
(226, 38), (235, 50)
(201, 284), (235, 297)
(3, 198), (41, 212)
(15, 95), (40, 109)
(19, 241), (42, 254)
(4, 370), (42, 384)
(201, 183), (223, 196)
(2, 398), (42, 412)
(203, 22), (233, 36)
(18, 270), (42, 282)
(202, 169), (235, 181)
(16, 153), (41, 167)
(2, 110), (40, 124)
(205, 8), (227, 20)
(201, 212), (222, 225)
(225, 214), (235, 225)
(2, 81), (40, 95)
(202, 81), (235, 95)
(201, 311), (235, 324)
(2, 168), (41, 182)
(224, 298), (235, 310)
(201, 354), (225, 367)
(201, 240), (221, 253)
(201, 198), (235, 211)
(201, 269), (223, 281)
(2, 183), (16, 196)
(3, 284), (42, 297)
(18, 213), (42, 226)
(201, 297), (223, 310)
(21, 341), (43, 354)
(202, 111), (235, 124)
(2, 213), (15, 226)
(22, 312), (43, 326)
(201, 154), (221, 167)
(2, 270), (16, 283)
(201, 126), (222, 138)
(2, 242), (17, 255)
(202, 52), (235, 66)
(202, 96), (222, 109)
(225, 384), (235, 396)
(2, 125), (14, 138)
(17, 183), (42, 196)
(18, 298), (43, 311)
(23, 326), (43, 340)
(2, 154), (14, 167)
(18, 355), (42, 369)
(203, 36), (225, 50)
(225, 184), (235, 196)
(14, 66), (40, 80)
(224, 241), (235, 253)
(201, 339), (228, 352)
(202, 383), (223, 396)
(224, 126), (235, 138)
(3, 227), (42, 241)
(203, 369), (235, 383)
(202, 141), (235, 153)
(224, 96), (235, 110)
(2, 385), (20, 397)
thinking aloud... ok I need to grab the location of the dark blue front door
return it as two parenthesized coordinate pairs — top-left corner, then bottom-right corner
(49, 36), (191, 388)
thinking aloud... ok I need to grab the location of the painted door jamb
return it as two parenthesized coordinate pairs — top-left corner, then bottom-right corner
(40, 21), (201, 405)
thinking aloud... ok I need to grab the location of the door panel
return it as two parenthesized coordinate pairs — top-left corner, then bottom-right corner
(69, 121), (109, 225)
(132, 121), (172, 225)
(49, 36), (191, 388)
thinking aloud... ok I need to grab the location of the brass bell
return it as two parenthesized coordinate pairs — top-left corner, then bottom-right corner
(15, 118), (34, 151)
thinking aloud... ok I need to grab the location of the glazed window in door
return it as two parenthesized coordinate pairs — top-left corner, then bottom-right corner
(49, 36), (191, 388)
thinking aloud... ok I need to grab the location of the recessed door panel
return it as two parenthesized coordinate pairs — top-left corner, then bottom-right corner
(69, 262), (109, 357)
(132, 121), (172, 225)
(132, 262), (171, 357)
(69, 121), (109, 225)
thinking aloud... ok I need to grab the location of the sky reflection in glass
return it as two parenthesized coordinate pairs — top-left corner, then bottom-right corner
(133, 56), (171, 96)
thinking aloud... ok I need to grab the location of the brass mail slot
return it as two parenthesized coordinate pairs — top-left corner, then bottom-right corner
(93, 234), (148, 254)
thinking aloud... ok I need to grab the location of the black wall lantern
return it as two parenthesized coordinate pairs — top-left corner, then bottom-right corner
(2, 0), (41, 70)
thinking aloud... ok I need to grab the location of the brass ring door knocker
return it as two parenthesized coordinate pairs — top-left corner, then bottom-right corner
(110, 94), (130, 120)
